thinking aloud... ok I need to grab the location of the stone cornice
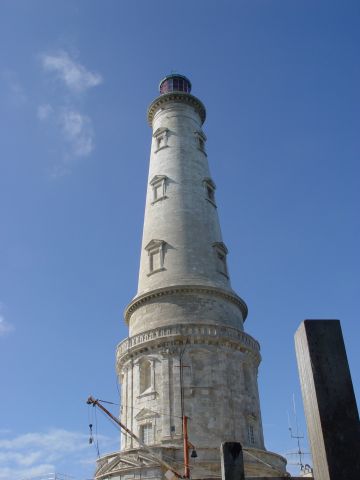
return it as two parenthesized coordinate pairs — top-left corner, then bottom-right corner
(147, 92), (206, 126)
(124, 285), (248, 324)
(116, 322), (260, 367)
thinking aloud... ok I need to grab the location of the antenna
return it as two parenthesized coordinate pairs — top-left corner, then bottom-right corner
(286, 394), (313, 476)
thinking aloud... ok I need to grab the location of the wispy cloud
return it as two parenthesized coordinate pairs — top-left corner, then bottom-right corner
(0, 303), (14, 337)
(60, 108), (94, 158)
(38, 49), (102, 176)
(0, 429), (116, 479)
(1, 69), (27, 107)
(41, 50), (102, 93)
(45, 107), (95, 178)
(37, 103), (53, 121)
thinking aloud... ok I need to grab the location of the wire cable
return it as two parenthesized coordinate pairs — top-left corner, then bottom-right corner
(97, 397), (183, 419)
(94, 406), (101, 457)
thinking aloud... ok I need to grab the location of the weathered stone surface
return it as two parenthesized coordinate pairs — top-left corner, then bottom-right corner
(295, 320), (360, 480)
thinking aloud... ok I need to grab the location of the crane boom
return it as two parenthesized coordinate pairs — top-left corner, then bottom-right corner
(86, 396), (183, 479)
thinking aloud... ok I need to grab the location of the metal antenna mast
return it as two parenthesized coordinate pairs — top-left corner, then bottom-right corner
(286, 394), (313, 476)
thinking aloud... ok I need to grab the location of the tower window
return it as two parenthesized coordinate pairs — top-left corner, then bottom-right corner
(203, 178), (216, 205)
(150, 175), (168, 203)
(247, 425), (255, 445)
(153, 127), (169, 152)
(150, 251), (160, 271)
(140, 424), (153, 445)
(207, 185), (214, 201)
(145, 239), (166, 275)
(139, 360), (151, 394)
(194, 130), (207, 153)
(212, 242), (229, 277)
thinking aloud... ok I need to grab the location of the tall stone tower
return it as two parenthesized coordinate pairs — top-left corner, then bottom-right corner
(95, 75), (287, 479)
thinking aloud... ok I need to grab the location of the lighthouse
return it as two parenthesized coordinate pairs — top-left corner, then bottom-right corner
(95, 74), (287, 479)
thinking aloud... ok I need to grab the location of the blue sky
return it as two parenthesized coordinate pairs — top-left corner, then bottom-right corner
(0, 1), (359, 478)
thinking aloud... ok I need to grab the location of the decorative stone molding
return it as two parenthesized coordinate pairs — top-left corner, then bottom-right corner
(95, 450), (158, 479)
(147, 92), (206, 125)
(135, 408), (159, 422)
(94, 447), (287, 480)
(160, 347), (180, 358)
(116, 322), (260, 368)
(124, 284), (248, 323)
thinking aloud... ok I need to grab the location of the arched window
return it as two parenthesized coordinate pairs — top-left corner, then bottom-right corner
(139, 360), (151, 394)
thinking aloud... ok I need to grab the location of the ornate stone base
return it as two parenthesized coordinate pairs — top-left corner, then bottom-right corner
(111, 322), (288, 480)
(94, 446), (287, 479)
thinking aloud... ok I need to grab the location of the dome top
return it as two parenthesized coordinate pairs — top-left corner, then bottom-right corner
(159, 74), (192, 94)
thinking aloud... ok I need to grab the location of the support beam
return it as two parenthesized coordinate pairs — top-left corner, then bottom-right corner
(295, 320), (360, 480)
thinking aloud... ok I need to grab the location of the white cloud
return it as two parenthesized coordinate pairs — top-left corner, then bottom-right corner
(0, 303), (14, 337)
(41, 50), (102, 93)
(37, 103), (53, 121)
(0, 428), (116, 479)
(0, 316), (13, 336)
(38, 49), (101, 175)
(37, 105), (95, 177)
(48, 163), (72, 179)
(0, 429), (87, 453)
(1, 69), (27, 107)
(0, 463), (55, 480)
(59, 108), (94, 158)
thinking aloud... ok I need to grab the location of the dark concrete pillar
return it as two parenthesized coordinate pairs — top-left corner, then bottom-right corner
(295, 320), (360, 480)
(220, 442), (245, 480)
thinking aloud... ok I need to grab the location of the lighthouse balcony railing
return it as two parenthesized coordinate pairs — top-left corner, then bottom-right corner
(116, 323), (260, 357)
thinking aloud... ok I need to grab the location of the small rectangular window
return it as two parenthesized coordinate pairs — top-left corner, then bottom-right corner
(195, 131), (206, 152)
(140, 424), (153, 445)
(248, 425), (255, 445)
(145, 239), (166, 275)
(207, 185), (214, 202)
(139, 360), (151, 394)
(154, 184), (162, 201)
(204, 178), (216, 205)
(217, 252), (227, 275)
(150, 251), (160, 271)
(150, 175), (167, 203)
(212, 242), (229, 278)
(153, 128), (169, 152)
